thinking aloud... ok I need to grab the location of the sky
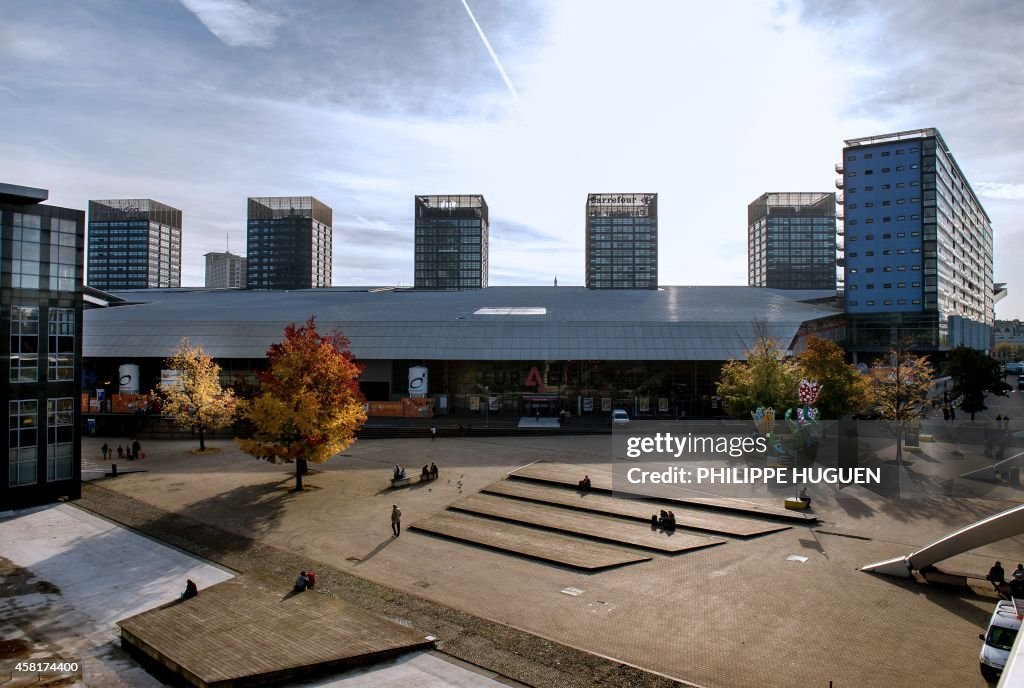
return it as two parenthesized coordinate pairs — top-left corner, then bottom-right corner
(2, 1), (1023, 315)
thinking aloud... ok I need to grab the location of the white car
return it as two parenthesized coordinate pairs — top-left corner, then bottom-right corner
(611, 409), (630, 425)
(1006, 362), (1024, 374)
(979, 600), (1021, 682)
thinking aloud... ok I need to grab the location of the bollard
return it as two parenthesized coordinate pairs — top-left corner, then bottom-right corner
(111, 463), (118, 477)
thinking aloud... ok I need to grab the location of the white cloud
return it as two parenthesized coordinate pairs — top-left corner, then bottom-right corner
(976, 182), (1024, 201)
(179, 0), (282, 48)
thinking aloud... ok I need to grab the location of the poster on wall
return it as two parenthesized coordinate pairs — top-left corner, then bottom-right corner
(639, 397), (650, 413)
(601, 397), (612, 412)
(408, 366), (428, 397)
(658, 397), (669, 412)
(469, 396), (480, 411)
(488, 396), (499, 411)
(583, 397), (593, 412)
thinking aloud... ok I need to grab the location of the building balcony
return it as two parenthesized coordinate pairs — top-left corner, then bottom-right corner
(836, 193), (844, 204)
(835, 179), (844, 190)
(835, 163), (844, 174)
(836, 212), (843, 220)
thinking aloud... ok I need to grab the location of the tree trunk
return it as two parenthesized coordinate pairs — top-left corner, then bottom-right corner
(895, 425), (904, 466)
(294, 460), (304, 491)
(199, 424), (206, 451)
(298, 456), (308, 475)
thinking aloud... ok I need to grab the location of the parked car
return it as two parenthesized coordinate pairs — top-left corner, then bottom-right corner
(1005, 361), (1024, 374)
(979, 600), (1021, 681)
(611, 409), (630, 425)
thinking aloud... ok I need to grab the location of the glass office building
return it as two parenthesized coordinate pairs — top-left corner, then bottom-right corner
(2, 183), (84, 509)
(414, 195), (488, 290)
(585, 193), (658, 289)
(87, 199), (181, 290)
(748, 192), (837, 290)
(247, 196), (332, 290)
(840, 129), (994, 354)
(205, 251), (247, 289)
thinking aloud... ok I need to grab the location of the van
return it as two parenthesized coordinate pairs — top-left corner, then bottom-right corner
(979, 600), (1021, 681)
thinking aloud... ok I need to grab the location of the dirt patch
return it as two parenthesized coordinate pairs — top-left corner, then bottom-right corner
(188, 448), (224, 455)
(0, 556), (62, 597)
(0, 638), (32, 659)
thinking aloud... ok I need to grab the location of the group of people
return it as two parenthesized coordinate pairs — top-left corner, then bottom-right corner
(651, 510), (677, 530)
(420, 463), (439, 480)
(987, 561), (1024, 598)
(393, 465), (407, 480)
(577, 475), (592, 490)
(293, 570), (317, 592)
(101, 439), (143, 461)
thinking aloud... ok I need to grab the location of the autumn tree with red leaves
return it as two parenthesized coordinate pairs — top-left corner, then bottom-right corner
(237, 318), (366, 491)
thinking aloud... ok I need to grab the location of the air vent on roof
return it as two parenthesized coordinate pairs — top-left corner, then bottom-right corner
(473, 307), (547, 315)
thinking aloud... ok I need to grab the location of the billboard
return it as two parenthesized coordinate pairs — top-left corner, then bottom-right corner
(408, 366), (428, 398)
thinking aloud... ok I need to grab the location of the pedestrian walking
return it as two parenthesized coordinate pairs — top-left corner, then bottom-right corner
(391, 504), (402, 537)
(101, 442), (109, 460)
(117, 445), (125, 460)
(132, 439), (141, 460)
(1004, 415), (1011, 432)
(431, 426), (437, 441)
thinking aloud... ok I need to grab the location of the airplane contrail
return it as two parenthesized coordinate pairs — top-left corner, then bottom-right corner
(459, 0), (519, 101)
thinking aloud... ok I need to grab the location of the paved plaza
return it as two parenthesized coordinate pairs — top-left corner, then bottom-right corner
(66, 392), (1024, 688)
(0, 505), (526, 687)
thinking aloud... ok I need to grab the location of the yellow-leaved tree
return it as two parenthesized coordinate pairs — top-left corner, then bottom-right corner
(159, 338), (238, 452)
(237, 317), (366, 491)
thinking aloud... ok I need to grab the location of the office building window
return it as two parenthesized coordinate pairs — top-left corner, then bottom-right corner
(10, 306), (39, 382)
(49, 218), (80, 292)
(48, 308), (75, 381)
(9, 400), (38, 487)
(47, 398), (74, 481)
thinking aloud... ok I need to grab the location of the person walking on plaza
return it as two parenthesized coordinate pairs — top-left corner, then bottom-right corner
(431, 425), (437, 441)
(391, 504), (402, 537)
(117, 445), (125, 460)
(132, 438), (141, 460)
(101, 442), (109, 461)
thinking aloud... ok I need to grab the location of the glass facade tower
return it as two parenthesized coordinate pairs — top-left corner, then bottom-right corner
(585, 193), (658, 289)
(1, 183), (83, 509)
(247, 196), (332, 290)
(87, 199), (181, 290)
(841, 129), (994, 352)
(414, 195), (488, 290)
(748, 192), (837, 290)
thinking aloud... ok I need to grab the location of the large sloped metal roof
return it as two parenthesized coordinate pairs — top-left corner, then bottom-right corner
(84, 286), (840, 362)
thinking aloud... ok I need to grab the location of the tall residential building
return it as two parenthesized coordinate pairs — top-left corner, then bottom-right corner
(1, 183), (84, 509)
(747, 192), (837, 290)
(840, 128), (994, 354)
(87, 199), (181, 290)
(414, 195), (488, 290)
(247, 196), (332, 290)
(585, 193), (658, 289)
(205, 251), (247, 289)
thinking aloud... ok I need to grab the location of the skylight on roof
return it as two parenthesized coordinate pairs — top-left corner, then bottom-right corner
(473, 307), (547, 315)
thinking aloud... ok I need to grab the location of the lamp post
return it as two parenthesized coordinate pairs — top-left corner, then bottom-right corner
(483, 385), (489, 428)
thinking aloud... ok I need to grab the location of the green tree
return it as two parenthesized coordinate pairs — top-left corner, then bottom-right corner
(237, 318), (366, 491)
(717, 323), (799, 419)
(795, 336), (863, 419)
(159, 338), (238, 451)
(944, 346), (1010, 421)
(859, 348), (934, 464)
